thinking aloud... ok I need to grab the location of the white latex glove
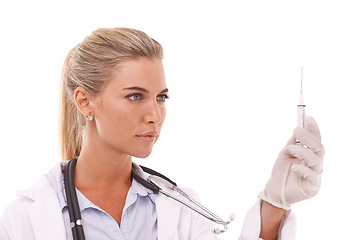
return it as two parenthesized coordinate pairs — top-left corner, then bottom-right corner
(258, 116), (325, 210)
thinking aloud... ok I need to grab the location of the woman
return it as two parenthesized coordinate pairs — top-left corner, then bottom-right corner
(0, 27), (324, 240)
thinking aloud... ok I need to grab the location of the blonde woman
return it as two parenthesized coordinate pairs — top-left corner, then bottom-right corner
(0, 27), (324, 240)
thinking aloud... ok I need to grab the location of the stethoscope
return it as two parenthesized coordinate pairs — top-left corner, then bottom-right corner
(64, 157), (234, 240)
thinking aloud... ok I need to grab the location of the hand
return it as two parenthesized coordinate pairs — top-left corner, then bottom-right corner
(258, 116), (325, 210)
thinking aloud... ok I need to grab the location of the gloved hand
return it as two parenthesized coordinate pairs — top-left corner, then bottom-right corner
(258, 116), (325, 210)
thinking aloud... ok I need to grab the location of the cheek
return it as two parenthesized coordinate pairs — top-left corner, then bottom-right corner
(161, 105), (167, 122)
(96, 103), (137, 136)
(157, 107), (166, 136)
(111, 110), (138, 133)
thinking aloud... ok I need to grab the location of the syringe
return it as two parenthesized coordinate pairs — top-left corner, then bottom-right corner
(296, 67), (306, 145)
(297, 67), (306, 128)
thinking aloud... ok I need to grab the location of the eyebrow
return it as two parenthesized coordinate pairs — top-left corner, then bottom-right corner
(123, 87), (169, 93)
(160, 88), (169, 93)
(123, 87), (149, 92)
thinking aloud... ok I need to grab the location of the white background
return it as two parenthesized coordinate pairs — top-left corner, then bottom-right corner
(1, 1), (359, 239)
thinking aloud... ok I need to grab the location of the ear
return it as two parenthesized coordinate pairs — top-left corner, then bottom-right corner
(74, 86), (92, 118)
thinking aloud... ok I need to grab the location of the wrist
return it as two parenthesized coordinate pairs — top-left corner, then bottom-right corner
(259, 200), (286, 240)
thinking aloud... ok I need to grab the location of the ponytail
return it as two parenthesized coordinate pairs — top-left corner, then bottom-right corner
(59, 47), (83, 161)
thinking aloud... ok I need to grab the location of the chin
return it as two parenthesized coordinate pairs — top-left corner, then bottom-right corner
(132, 149), (153, 159)
(133, 153), (152, 159)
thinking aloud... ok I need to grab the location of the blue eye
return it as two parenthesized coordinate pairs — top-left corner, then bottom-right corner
(157, 94), (169, 102)
(126, 93), (143, 101)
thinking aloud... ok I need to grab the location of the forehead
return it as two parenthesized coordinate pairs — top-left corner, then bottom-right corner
(106, 57), (167, 92)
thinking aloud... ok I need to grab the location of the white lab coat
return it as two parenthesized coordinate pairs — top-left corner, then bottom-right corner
(0, 163), (296, 240)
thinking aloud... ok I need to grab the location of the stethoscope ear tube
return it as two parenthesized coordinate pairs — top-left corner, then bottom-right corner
(139, 165), (177, 187)
(131, 166), (160, 193)
(65, 158), (86, 240)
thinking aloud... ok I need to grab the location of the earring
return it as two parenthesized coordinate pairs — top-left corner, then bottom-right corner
(86, 115), (94, 121)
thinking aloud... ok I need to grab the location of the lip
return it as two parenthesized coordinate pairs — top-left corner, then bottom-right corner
(136, 131), (159, 143)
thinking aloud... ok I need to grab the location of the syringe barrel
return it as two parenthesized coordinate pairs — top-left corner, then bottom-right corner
(297, 104), (306, 128)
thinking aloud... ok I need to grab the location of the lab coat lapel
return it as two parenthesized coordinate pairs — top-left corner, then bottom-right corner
(27, 181), (66, 240)
(156, 195), (181, 240)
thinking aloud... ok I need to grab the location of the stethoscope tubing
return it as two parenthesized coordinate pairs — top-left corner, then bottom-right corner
(133, 166), (231, 232)
(139, 165), (231, 225)
(173, 186), (230, 225)
(159, 188), (230, 225)
(64, 158), (86, 240)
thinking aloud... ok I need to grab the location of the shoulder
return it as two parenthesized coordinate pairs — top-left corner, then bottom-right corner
(1, 173), (51, 219)
(0, 163), (64, 239)
(0, 194), (36, 239)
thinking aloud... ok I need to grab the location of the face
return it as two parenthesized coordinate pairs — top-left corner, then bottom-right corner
(89, 57), (168, 158)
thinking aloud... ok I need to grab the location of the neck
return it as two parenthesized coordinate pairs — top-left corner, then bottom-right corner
(74, 134), (133, 192)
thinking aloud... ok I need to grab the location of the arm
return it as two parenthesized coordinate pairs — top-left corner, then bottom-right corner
(257, 116), (324, 238)
(240, 117), (323, 240)
(259, 201), (285, 240)
(239, 199), (296, 240)
(0, 223), (10, 240)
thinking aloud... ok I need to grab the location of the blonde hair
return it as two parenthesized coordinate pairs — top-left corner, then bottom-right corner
(59, 27), (163, 161)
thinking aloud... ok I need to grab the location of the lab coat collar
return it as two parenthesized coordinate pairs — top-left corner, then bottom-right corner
(16, 173), (67, 240)
(16, 173), (53, 201)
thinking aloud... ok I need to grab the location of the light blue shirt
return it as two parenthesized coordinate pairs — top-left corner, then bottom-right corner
(48, 162), (159, 240)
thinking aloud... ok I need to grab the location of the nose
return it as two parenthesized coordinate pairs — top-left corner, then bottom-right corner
(144, 101), (163, 125)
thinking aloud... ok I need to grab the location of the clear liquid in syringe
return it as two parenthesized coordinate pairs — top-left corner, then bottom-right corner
(297, 67), (306, 128)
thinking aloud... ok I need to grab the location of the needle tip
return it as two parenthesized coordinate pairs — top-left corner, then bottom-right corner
(299, 67), (304, 104)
